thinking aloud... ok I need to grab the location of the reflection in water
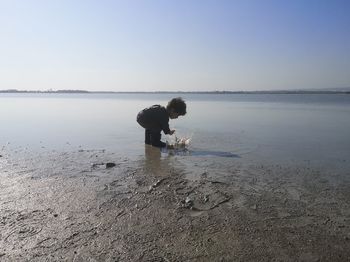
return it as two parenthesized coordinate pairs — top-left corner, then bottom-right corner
(143, 145), (239, 179)
(145, 145), (161, 169)
(144, 145), (171, 177)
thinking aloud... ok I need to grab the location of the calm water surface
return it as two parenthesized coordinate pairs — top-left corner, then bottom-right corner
(1, 93), (350, 174)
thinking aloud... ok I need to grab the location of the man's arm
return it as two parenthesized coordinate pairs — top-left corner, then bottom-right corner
(160, 116), (173, 135)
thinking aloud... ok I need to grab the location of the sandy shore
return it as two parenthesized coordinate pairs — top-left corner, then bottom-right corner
(0, 146), (349, 261)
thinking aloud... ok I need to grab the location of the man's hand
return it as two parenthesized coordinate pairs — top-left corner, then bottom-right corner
(169, 130), (175, 135)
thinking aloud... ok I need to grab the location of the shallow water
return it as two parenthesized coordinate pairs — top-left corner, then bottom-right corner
(2, 93), (350, 261)
(1, 93), (350, 175)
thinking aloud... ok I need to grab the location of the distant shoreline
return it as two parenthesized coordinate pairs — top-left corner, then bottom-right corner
(0, 89), (349, 95)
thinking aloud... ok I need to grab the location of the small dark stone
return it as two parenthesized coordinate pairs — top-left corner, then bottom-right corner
(106, 162), (116, 168)
(53, 214), (58, 217)
(0, 155), (2, 157)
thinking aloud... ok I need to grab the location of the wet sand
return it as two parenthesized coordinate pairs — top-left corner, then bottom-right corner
(0, 146), (349, 261)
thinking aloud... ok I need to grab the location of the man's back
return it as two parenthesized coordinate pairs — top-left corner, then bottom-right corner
(137, 105), (170, 133)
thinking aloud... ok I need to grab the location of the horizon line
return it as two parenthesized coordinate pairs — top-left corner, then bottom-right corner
(0, 88), (350, 94)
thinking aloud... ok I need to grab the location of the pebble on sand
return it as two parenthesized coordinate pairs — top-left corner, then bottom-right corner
(106, 162), (116, 168)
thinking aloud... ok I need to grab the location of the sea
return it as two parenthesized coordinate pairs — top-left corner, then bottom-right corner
(1, 92), (350, 177)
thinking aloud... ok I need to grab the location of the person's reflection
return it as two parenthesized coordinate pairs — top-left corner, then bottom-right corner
(144, 145), (171, 177)
(144, 144), (161, 174)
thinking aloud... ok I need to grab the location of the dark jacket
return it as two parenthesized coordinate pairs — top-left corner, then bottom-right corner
(137, 105), (171, 134)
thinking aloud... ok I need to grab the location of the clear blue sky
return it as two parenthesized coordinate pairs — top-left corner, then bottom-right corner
(1, 0), (349, 91)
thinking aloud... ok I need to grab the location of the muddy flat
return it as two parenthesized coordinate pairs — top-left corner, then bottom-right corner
(0, 147), (349, 261)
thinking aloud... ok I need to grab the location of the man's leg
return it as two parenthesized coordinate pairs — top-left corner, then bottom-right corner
(150, 130), (166, 148)
(145, 129), (151, 145)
